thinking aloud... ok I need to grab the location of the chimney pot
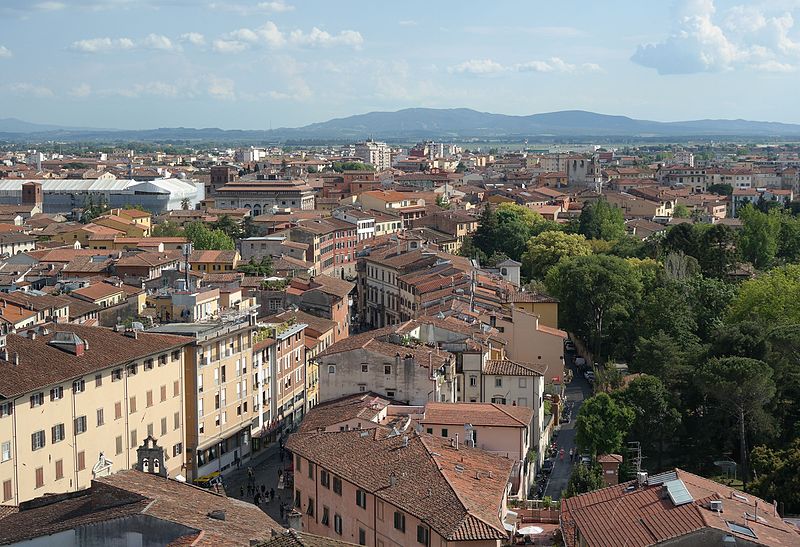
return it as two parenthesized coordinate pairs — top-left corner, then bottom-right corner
(13, 352), (19, 366)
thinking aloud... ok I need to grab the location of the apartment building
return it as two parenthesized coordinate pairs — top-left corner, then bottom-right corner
(0, 324), (190, 504)
(332, 207), (376, 241)
(214, 178), (315, 212)
(285, 218), (358, 279)
(149, 313), (257, 481)
(254, 317), (308, 438)
(286, 429), (513, 547)
(354, 140), (391, 171)
(359, 190), (427, 228)
(315, 321), (456, 405)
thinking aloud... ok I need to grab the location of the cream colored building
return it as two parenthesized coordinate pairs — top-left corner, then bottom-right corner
(149, 312), (258, 481)
(0, 324), (190, 504)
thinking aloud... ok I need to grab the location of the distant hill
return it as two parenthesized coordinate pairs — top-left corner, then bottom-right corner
(3, 108), (800, 142)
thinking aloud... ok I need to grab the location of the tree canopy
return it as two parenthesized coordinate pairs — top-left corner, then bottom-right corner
(575, 393), (634, 456)
(184, 222), (235, 250)
(578, 198), (625, 241)
(521, 231), (592, 280)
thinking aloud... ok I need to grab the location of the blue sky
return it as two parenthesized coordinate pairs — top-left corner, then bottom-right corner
(2, 0), (800, 129)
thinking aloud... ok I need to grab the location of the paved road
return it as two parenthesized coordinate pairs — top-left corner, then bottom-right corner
(222, 439), (295, 525)
(544, 354), (593, 500)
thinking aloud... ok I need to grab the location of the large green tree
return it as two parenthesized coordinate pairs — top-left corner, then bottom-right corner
(616, 375), (681, 468)
(564, 463), (604, 498)
(738, 204), (781, 269)
(749, 439), (800, 513)
(728, 264), (800, 326)
(546, 254), (642, 362)
(575, 393), (634, 456)
(184, 222), (235, 250)
(578, 198), (625, 241)
(696, 357), (776, 485)
(521, 231), (592, 280)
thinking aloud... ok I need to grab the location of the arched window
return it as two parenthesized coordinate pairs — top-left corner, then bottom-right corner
(153, 459), (160, 473)
(142, 458), (149, 473)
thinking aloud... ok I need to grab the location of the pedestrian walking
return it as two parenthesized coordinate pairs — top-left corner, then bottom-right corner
(254, 493), (260, 506)
(260, 484), (266, 496)
(559, 448), (565, 461)
(569, 448), (574, 463)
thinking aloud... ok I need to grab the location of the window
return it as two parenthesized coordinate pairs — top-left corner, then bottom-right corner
(361, 364), (368, 373)
(31, 430), (45, 451)
(322, 506), (330, 526)
(0, 402), (12, 418)
(306, 497), (314, 516)
(129, 396), (137, 413)
(1, 441), (10, 462)
(321, 469), (330, 488)
(115, 401), (122, 420)
(518, 397), (528, 407)
(96, 408), (104, 427)
(174, 411), (180, 431)
(52, 424), (66, 443)
(491, 396), (507, 405)
(384, 365), (391, 375)
(356, 489), (367, 509)
(49, 387), (62, 401)
(73, 379), (85, 393)
(441, 428), (448, 438)
(494, 377), (502, 388)
(144, 358), (154, 371)
(112, 368), (122, 381)
(173, 443), (183, 456)
(172, 350), (181, 361)
(328, 365), (336, 374)
(294, 489), (301, 508)
(130, 430), (137, 448)
(333, 476), (342, 495)
(146, 390), (153, 407)
(359, 528), (366, 546)
(95, 374), (103, 387)
(3, 480), (11, 502)
(116, 436), (123, 455)
(161, 417), (167, 436)
(386, 390), (395, 397)
(161, 385), (167, 402)
(127, 363), (137, 376)
(394, 511), (406, 532)
(519, 377), (527, 388)
(159, 354), (168, 366)
(31, 392), (45, 407)
(417, 525), (430, 545)
(377, 499), (384, 521)
(308, 462), (314, 479)
(334, 513), (343, 535)
(469, 376), (477, 387)
(35, 467), (44, 489)
(173, 380), (180, 397)
(74, 416), (87, 435)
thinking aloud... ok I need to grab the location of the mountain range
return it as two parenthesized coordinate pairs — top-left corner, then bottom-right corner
(3, 108), (800, 142)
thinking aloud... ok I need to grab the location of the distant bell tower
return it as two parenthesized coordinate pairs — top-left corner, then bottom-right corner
(135, 435), (167, 477)
(21, 181), (43, 208)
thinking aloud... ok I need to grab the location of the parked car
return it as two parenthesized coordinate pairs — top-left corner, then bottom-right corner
(564, 339), (576, 351)
(541, 459), (554, 474)
(575, 356), (586, 368)
(584, 370), (595, 381)
(580, 454), (592, 466)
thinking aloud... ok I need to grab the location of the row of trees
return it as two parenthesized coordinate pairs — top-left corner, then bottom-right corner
(462, 202), (800, 509)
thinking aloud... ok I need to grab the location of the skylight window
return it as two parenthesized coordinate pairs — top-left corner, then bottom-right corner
(726, 521), (757, 539)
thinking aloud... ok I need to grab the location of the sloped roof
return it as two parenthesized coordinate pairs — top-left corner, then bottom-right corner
(286, 430), (511, 541)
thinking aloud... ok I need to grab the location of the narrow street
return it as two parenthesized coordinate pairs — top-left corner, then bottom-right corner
(544, 353), (593, 500)
(220, 438), (295, 526)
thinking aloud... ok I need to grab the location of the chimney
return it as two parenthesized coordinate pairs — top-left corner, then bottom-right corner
(30, 332), (36, 340)
(0, 348), (7, 361)
(389, 472), (397, 487)
(12, 353), (19, 366)
(402, 435), (409, 447)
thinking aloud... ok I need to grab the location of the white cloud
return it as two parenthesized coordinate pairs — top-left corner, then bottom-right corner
(181, 32), (206, 46)
(141, 33), (176, 51)
(213, 21), (361, 52)
(70, 37), (135, 53)
(450, 57), (601, 75)
(69, 83), (92, 97)
(632, 0), (800, 74)
(399, 20), (418, 27)
(208, 77), (235, 100)
(212, 39), (248, 53)
(0, 46), (11, 58)
(256, 0), (293, 12)
(113, 81), (180, 98)
(34, 1), (65, 10)
(208, 1), (293, 14)
(289, 27), (363, 48)
(3, 83), (55, 98)
(449, 59), (506, 75)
